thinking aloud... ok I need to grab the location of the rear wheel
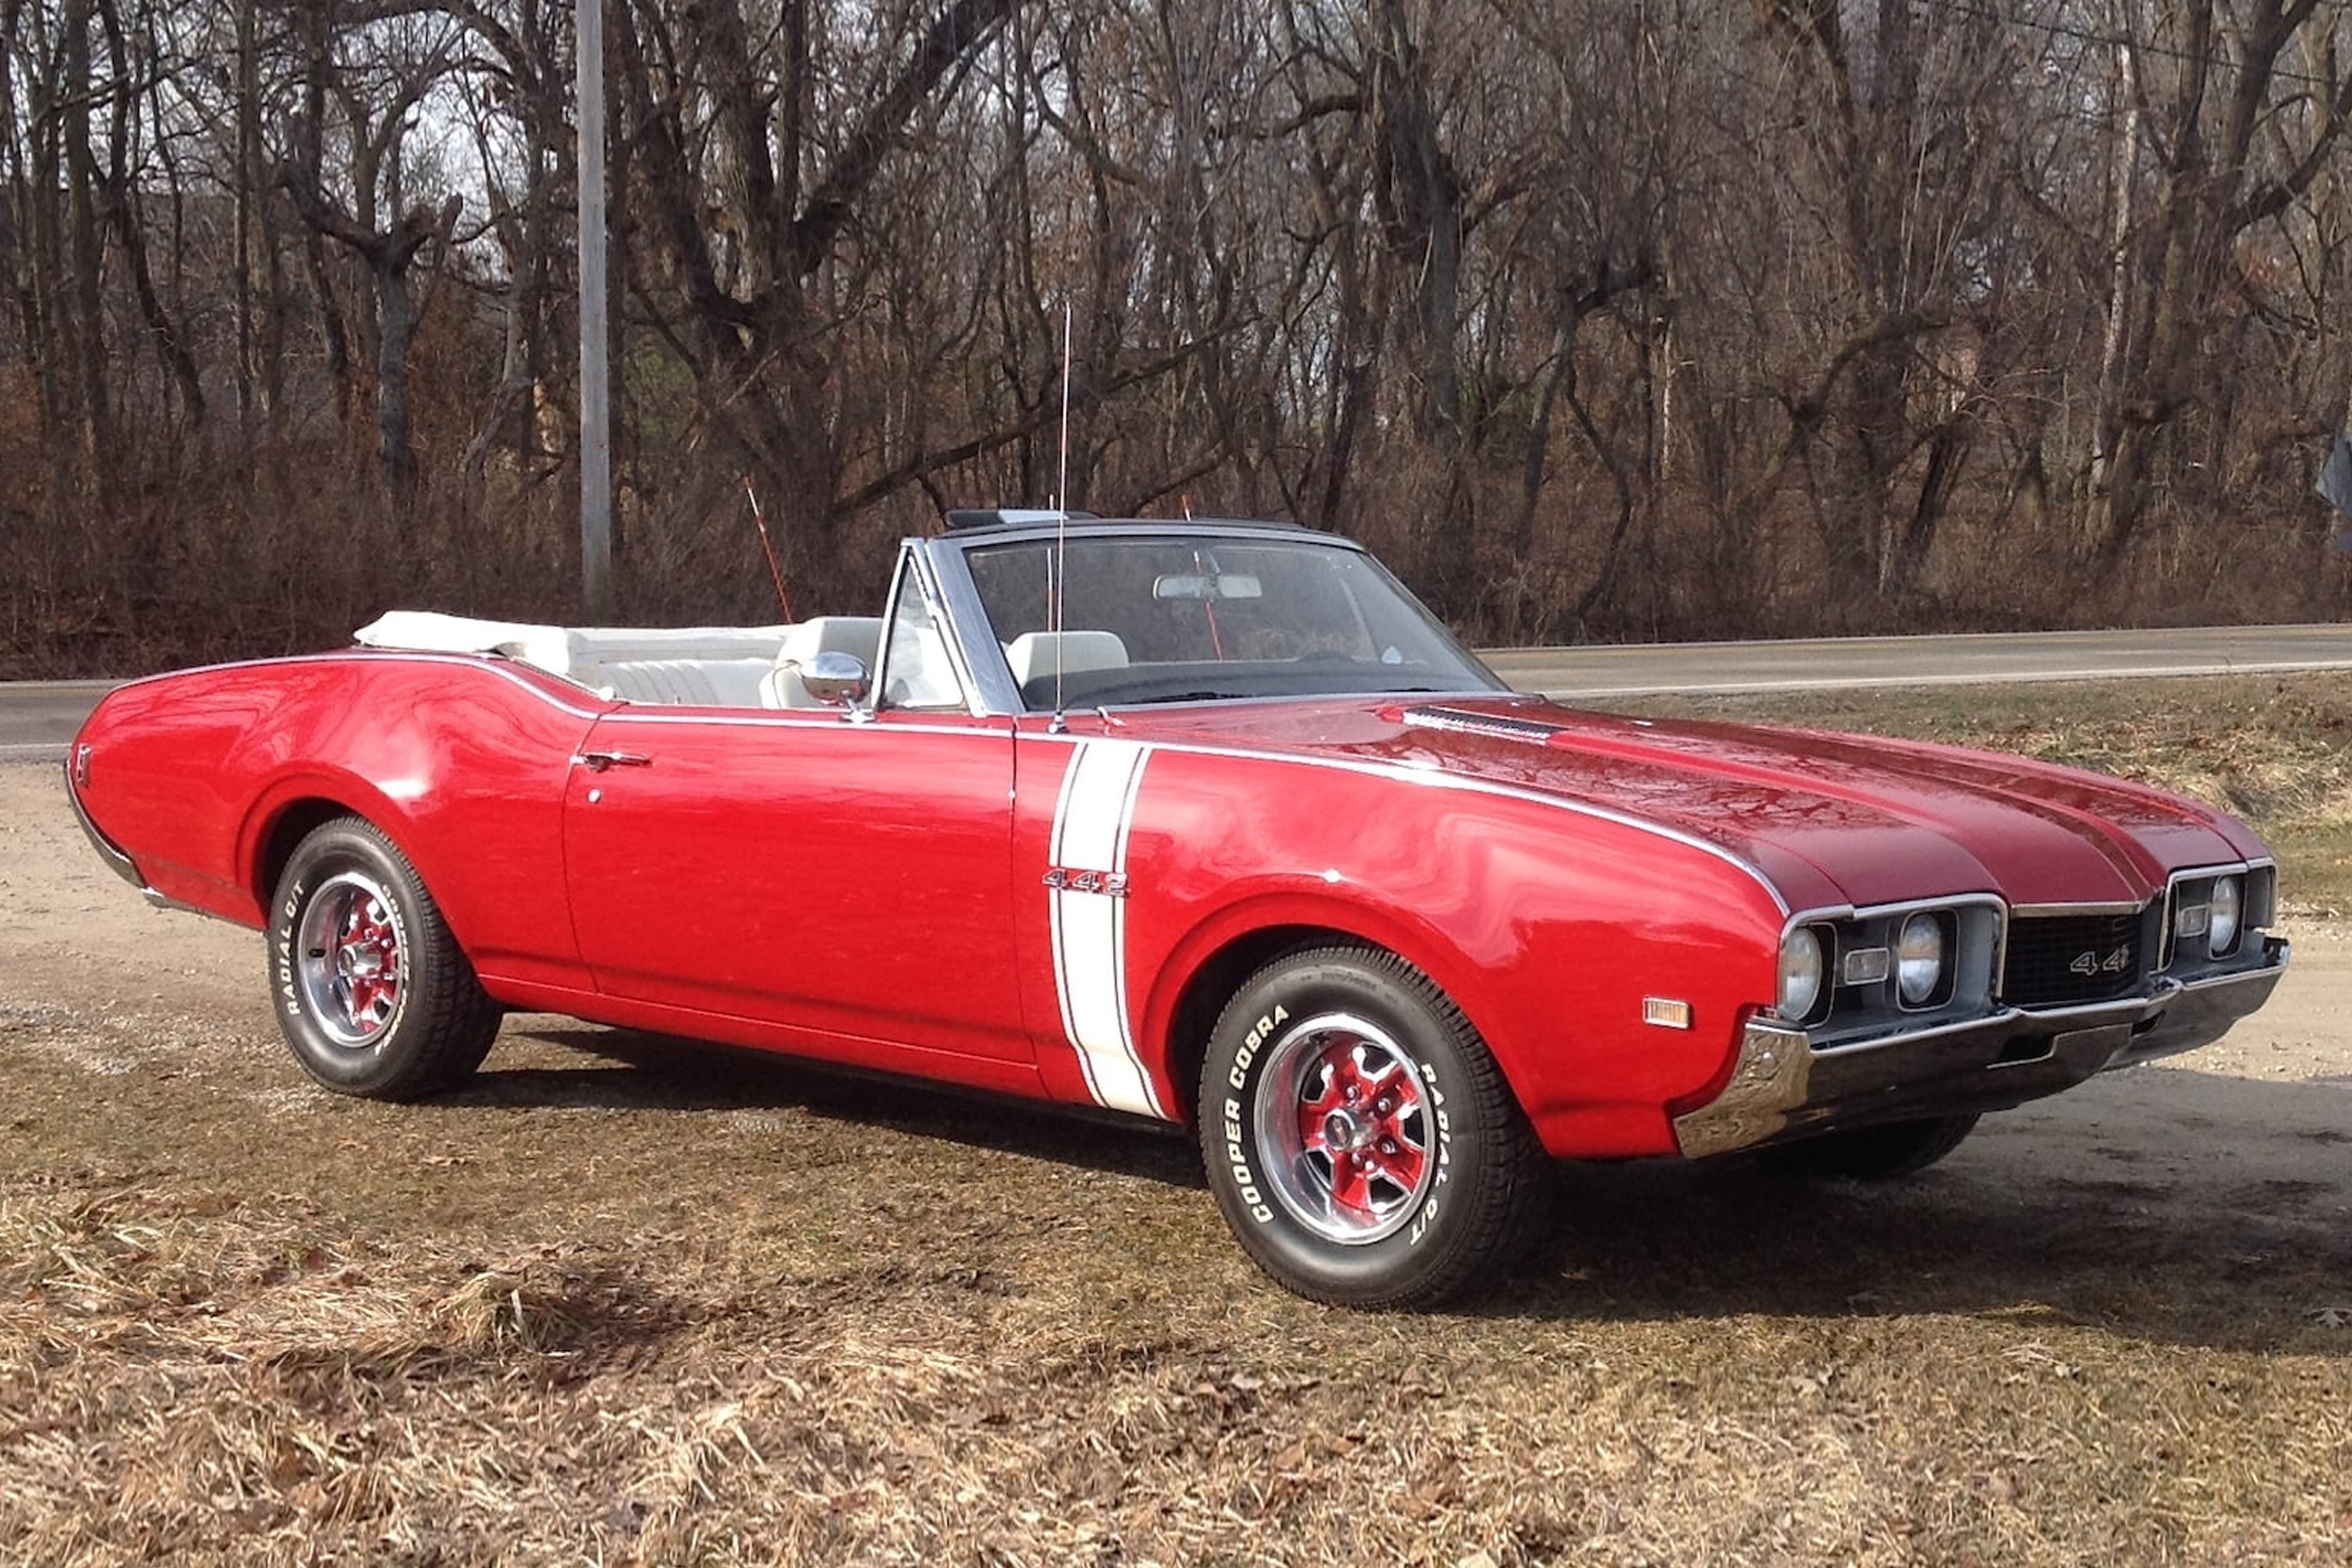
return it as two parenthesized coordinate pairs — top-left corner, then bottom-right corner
(1757, 1114), (1979, 1180)
(268, 816), (501, 1099)
(1199, 946), (1548, 1307)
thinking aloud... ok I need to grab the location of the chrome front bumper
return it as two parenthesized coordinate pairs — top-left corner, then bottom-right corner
(1671, 940), (2290, 1159)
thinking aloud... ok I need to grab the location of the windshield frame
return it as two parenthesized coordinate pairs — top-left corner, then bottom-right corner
(917, 520), (1506, 717)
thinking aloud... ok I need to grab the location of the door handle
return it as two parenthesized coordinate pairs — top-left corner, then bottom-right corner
(574, 751), (653, 772)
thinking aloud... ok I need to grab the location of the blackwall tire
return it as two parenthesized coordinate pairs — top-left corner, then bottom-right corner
(1757, 1113), (1981, 1180)
(268, 816), (501, 1100)
(1198, 945), (1548, 1308)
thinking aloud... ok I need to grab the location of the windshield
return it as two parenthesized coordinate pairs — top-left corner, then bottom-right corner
(962, 532), (1502, 709)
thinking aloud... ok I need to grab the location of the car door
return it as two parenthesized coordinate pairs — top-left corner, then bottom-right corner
(559, 559), (1026, 1063)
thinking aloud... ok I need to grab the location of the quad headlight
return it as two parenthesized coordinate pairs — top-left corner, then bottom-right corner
(1779, 926), (1825, 1021)
(2207, 874), (2242, 958)
(1896, 911), (1947, 1006)
(1778, 903), (1984, 1030)
(2174, 872), (2249, 962)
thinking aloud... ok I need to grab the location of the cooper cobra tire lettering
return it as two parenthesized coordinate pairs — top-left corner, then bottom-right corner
(1221, 1096), (1274, 1223)
(1227, 1004), (1289, 1091)
(1225, 1007), (1295, 1223)
(1196, 946), (1549, 1308)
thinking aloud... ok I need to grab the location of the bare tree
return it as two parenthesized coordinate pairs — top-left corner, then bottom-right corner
(7, 0), (2352, 676)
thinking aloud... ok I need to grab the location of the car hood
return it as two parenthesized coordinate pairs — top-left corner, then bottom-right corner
(1118, 695), (2263, 913)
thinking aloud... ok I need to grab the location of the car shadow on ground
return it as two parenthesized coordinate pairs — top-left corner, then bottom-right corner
(1491, 1155), (2351, 1352)
(463, 1020), (2349, 1352)
(457, 1021), (1208, 1189)
(1489, 1066), (2352, 1350)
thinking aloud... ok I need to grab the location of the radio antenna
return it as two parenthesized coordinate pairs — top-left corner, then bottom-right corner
(741, 477), (798, 622)
(1050, 300), (1073, 729)
(1055, 300), (1073, 520)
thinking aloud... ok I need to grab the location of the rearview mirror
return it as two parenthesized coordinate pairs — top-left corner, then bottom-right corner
(1153, 572), (1263, 602)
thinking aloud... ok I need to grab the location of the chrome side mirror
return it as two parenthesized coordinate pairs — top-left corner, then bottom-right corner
(797, 650), (871, 708)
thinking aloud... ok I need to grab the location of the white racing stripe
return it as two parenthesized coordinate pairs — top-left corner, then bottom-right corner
(1048, 738), (1165, 1118)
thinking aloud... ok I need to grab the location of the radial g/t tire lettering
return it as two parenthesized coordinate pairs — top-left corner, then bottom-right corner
(1199, 945), (1549, 1307)
(268, 816), (501, 1100)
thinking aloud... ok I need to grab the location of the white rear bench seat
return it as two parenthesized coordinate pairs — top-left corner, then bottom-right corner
(353, 611), (882, 709)
(594, 657), (778, 706)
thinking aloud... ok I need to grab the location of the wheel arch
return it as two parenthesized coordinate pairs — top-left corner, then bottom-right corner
(1184, 916), (1555, 1307)
(1143, 894), (1523, 1132)
(242, 776), (423, 915)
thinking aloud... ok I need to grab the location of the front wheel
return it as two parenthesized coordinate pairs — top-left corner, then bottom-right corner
(268, 816), (501, 1100)
(1198, 946), (1548, 1308)
(1757, 1113), (1980, 1180)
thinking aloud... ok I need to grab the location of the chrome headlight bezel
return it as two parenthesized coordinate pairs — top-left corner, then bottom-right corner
(1895, 910), (1952, 1009)
(1774, 897), (2000, 1038)
(2165, 863), (2269, 972)
(1778, 925), (1826, 1022)
(2206, 874), (2242, 958)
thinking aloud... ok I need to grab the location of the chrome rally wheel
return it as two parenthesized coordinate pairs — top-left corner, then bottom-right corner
(1200, 945), (1549, 1308)
(1253, 1012), (1437, 1244)
(269, 816), (501, 1100)
(294, 869), (406, 1048)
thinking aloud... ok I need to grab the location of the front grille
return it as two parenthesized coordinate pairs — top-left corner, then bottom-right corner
(2001, 910), (2149, 1006)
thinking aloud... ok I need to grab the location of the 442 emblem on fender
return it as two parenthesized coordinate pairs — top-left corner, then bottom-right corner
(1042, 866), (1131, 897)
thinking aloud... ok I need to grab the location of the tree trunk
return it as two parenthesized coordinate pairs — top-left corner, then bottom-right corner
(2084, 33), (2139, 540)
(63, 0), (109, 469)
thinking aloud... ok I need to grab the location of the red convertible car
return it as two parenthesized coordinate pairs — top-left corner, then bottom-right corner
(66, 514), (2288, 1306)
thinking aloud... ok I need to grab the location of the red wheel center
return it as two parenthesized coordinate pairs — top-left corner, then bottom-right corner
(337, 899), (400, 1031)
(1295, 1038), (1428, 1217)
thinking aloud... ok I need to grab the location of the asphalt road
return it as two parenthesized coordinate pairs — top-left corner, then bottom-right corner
(1481, 622), (2352, 697)
(6, 622), (2351, 764)
(0, 682), (118, 766)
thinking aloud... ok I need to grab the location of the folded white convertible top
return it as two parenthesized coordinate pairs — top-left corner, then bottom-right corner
(353, 611), (790, 684)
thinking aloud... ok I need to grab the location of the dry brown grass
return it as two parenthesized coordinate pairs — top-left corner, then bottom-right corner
(2, 994), (2346, 1566)
(5, 677), (2351, 1565)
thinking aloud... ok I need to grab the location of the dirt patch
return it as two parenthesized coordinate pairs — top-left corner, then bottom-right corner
(4, 719), (2349, 1565)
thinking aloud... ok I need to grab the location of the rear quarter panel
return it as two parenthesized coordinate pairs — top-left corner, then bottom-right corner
(74, 654), (601, 990)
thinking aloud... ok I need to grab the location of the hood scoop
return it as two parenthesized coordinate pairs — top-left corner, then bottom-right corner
(1397, 705), (1571, 744)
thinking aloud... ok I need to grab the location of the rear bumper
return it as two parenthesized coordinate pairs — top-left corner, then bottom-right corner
(1671, 938), (2289, 1158)
(63, 753), (141, 889)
